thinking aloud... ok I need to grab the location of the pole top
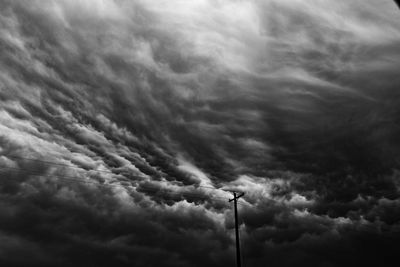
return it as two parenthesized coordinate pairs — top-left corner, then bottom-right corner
(228, 192), (245, 202)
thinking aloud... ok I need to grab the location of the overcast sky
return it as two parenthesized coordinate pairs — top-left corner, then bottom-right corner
(1, 0), (400, 266)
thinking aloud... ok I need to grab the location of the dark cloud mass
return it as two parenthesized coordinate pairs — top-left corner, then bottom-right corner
(1, 0), (400, 266)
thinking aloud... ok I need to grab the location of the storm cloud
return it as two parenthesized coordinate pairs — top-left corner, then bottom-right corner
(1, 0), (400, 266)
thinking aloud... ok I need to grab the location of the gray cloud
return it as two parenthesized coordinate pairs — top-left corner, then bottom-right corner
(1, 0), (400, 266)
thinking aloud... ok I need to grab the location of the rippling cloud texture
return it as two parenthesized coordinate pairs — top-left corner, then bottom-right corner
(1, 0), (400, 266)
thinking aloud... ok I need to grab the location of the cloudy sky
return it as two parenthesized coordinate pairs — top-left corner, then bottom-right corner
(1, 0), (400, 266)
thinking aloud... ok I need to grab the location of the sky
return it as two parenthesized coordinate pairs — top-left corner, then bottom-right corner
(0, 0), (400, 266)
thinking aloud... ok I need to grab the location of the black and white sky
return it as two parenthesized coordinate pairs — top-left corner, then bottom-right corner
(1, 0), (400, 266)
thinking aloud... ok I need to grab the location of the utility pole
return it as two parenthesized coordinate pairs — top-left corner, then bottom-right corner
(229, 191), (245, 267)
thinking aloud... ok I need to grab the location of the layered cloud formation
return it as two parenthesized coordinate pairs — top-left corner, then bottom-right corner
(1, 0), (400, 266)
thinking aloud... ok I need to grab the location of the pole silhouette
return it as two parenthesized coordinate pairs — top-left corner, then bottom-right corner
(229, 191), (245, 267)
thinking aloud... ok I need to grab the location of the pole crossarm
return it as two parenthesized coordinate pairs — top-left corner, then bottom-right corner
(229, 192), (245, 202)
